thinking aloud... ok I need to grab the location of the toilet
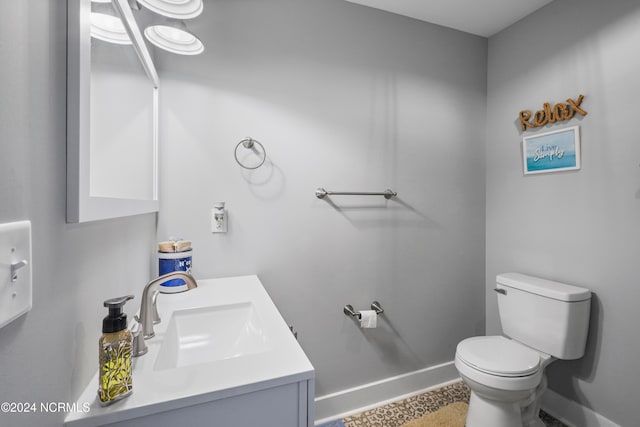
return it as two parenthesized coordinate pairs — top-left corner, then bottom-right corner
(455, 273), (591, 427)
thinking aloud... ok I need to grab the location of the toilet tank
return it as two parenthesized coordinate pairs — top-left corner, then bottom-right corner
(496, 273), (591, 360)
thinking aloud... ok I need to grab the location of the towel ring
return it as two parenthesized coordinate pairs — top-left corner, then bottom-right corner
(234, 137), (266, 169)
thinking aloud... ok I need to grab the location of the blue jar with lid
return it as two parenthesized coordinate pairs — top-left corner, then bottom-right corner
(158, 249), (192, 293)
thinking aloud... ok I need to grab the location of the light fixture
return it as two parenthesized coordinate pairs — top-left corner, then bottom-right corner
(137, 0), (203, 19)
(144, 19), (204, 55)
(93, 0), (141, 8)
(90, 2), (132, 45)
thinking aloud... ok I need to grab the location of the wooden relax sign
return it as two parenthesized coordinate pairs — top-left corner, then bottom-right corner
(519, 94), (587, 131)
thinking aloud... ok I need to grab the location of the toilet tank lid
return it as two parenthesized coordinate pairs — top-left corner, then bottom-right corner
(496, 273), (591, 302)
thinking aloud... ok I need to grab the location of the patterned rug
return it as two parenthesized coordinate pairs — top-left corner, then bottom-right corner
(401, 402), (468, 427)
(318, 381), (568, 427)
(342, 382), (470, 427)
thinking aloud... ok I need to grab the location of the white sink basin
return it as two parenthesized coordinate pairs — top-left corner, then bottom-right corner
(154, 302), (270, 370)
(65, 275), (314, 427)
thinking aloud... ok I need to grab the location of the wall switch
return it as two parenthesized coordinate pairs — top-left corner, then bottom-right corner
(0, 220), (32, 329)
(211, 202), (227, 233)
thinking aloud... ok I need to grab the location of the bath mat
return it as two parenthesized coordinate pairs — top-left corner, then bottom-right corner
(343, 382), (470, 427)
(400, 402), (468, 427)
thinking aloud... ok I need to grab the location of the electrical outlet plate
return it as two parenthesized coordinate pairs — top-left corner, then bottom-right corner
(211, 203), (227, 233)
(0, 220), (32, 329)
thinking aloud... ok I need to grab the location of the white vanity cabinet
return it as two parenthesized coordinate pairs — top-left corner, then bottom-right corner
(102, 380), (314, 427)
(65, 276), (315, 427)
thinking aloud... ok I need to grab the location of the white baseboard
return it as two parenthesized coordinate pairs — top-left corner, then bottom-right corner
(314, 361), (459, 424)
(542, 389), (620, 427)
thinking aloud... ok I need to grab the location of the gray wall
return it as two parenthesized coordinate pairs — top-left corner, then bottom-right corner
(15, 1), (638, 426)
(155, 0), (487, 396)
(0, 2), (157, 426)
(486, 1), (640, 426)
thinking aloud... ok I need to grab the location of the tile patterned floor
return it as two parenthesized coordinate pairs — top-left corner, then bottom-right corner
(319, 381), (568, 427)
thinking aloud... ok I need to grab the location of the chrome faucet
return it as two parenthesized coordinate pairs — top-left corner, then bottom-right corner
(132, 271), (198, 357)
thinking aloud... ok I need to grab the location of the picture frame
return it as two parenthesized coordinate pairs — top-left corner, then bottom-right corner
(522, 126), (581, 175)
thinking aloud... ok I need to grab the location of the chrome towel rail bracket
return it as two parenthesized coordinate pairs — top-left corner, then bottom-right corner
(316, 188), (397, 200)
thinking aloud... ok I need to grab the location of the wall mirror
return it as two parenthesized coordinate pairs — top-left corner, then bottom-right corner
(67, 0), (159, 223)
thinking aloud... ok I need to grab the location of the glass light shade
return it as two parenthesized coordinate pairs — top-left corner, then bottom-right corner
(137, 0), (203, 19)
(90, 12), (132, 45)
(144, 22), (204, 55)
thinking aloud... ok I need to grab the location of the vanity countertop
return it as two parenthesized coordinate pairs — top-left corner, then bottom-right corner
(65, 275), (314, 427)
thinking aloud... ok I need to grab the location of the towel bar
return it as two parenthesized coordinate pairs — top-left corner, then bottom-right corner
(316, 188), (397, 200)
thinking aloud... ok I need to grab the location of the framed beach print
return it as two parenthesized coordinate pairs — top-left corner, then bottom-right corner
(522, 126), (581, 175)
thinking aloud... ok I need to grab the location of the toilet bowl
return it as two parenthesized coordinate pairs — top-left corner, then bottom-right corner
(455, 273), (591, 427)
(455, 336), (552, 427)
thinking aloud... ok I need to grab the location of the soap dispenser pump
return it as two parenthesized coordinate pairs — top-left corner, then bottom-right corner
(98, 295), (134, 406)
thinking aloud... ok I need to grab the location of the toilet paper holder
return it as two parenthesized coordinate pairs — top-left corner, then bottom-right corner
(344, 301), (384, 320)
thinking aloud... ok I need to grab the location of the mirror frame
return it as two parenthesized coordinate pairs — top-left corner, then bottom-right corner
(67, 0), (160, 223)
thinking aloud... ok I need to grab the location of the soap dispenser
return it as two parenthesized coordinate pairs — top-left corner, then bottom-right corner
(98, 295), (134, 406)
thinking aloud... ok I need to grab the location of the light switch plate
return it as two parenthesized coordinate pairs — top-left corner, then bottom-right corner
(0, 220), (32, 329)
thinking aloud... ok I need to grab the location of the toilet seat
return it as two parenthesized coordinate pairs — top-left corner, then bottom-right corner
(455, 336), (544, 392)
(456, 336), (540, 377)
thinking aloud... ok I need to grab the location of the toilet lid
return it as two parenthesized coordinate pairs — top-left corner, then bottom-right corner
(457, 336), (540, 377)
